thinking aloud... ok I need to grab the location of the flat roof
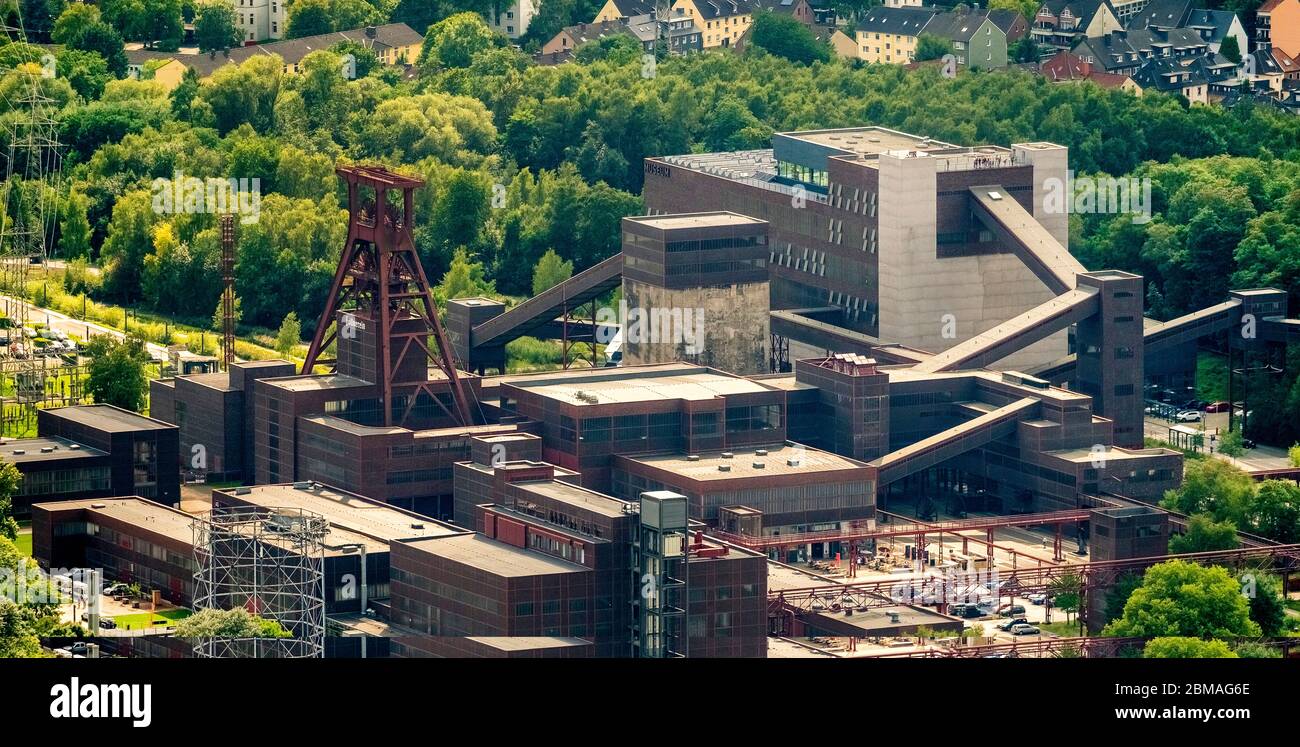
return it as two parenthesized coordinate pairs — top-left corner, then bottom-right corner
(780, 126), (954, 156)
(177, 372), (236, 392)
(505, 363), (774, 406)
(34, 497), (193, 545)
(42, 404), (175, 432)
(215, 483), (461, 553)
(514, 479), (632, 519)
(464, 636), (591, 651)
(625, 443), (869, 483)
(624, 212), (766, 230)
(1, 436), (106, 463)
(261, 373), (372, 392)
(400, 534), (588, 577)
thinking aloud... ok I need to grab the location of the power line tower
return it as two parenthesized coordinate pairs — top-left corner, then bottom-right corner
(0, 27), (63, 332)
(220, 214), (237, 370)
(300, 166), (478, 426)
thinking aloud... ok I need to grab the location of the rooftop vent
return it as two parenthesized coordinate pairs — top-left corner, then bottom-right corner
(755, 449), (768, 456)
(40, 446), (54, 453)
(69, 444), (80, 450)
(686, 455), (700, 462)
(410, 523), (425, 530)
(11, 450), (23, 455)
(752, 461), (765, 469)
(718, 464), (731, 472)
(720, 452), (733, 459)
(234, 486), (252, 495)
(91, 503), (106, 509)
(787, 458), (802, 467)
(293, 481), (311, 490)
(888, 611), (901, 624)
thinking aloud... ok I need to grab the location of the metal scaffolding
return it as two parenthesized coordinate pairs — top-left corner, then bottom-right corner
(191, 506), (328, 658)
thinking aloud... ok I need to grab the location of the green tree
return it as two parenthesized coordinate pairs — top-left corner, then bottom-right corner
(914, 33), (952, 62)
(1168, 514), (1240, 554)
(64, 19), (128, 78)
(275, 311), (301, 355)
(1219, 34), (1241, 65)
(193, 1), (240, 53)
(1160, 458), (1255, 526)
(212, 294), (242, 333)
(1290, 443), (1300, 467)
(1103, 571), (1143, 624)
(99, 189), (157, 302)
(0, 461), (20, 541)
(748, 11), (830, 65)
(532, 249), (574, 297)
(436, 247), (496, 303)
(51, 1), (101, 45)
(419, 12), (498, 70)
(171, 607), (292, 638)
(1250, 480), (1300, 543)
(1048, 572), (1082, 622)
(1104, 560), (1261, 639)
(1144, 637), (1237, 658)
(1244, 573), (1286, 636)
(1218, 428), (1245, 457)
(83, 335), (151, 412)
(56, 48), (112, 100)
(285, 0), (334, 38)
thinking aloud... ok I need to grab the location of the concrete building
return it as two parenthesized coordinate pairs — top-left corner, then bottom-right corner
(621, 212), (771, 374)
(231, 0), (288, 43)
(8, 405), (181, 515)
(487, 0), (539, 39)
(643, 127), (1074, 372)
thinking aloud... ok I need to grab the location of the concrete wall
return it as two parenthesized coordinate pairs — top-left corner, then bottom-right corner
(876, 151), (1067, 370)
(622, 277), (770, 375)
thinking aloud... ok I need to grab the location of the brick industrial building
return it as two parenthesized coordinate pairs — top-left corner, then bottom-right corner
(5, 404), (179, 517)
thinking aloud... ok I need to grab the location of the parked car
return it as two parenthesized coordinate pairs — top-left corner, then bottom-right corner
(98, 617), (116, 629)
(998, 617), (1029, 631)
(1242, 438), (1257, 450)
(998, 604), (1026, 617)
(1175, 410), (1202, 422)
(1010, 624), (1041, 636)
(1027, 593), (1048, 605)
(102, 582), (127, 597)
(1205, 401), (1232, 413)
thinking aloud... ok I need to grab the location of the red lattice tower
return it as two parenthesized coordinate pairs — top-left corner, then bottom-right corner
(301, 166), (477, 426)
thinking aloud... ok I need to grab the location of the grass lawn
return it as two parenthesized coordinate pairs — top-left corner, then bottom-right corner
(113, 608), (191, 630)
(1040, 620), (1084, 637)
(1196, 350), (1229, 403)
(15, 532), (31, 557)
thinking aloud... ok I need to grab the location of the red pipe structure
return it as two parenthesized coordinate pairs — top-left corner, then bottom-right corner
(300, 166), (477, 426)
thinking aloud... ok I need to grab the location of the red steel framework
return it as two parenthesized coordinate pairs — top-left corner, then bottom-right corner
(219, 214), (236, 371)
(767, 543), (1300, 634)
(300, 166), (477, 426)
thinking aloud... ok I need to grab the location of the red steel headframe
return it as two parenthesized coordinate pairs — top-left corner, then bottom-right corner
(300, 165), (477, 426)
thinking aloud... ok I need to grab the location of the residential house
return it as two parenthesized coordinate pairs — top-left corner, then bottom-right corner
(230, 0), (287, 43)
(853, 6), (938, 64)
(1040, 49), (1139, 89)
(1130, 51), (1237, 102)
(126, 51), (188, 91)
(1257, 0), (1300, 58)
(628, 13), (705, 54)
(594, 0), (660, 22)
(1071, 27), (1210, 76)
(487, 0), (539, 39)
(1031, 0), (1121, 53)
(673, 0), (765, 48)
(987, 7), (1029, 42)
(542, 20), (637, 56)
(922, 8), (1014, 69)
(1126, 0), (1247, 57)
(127, 23), (423, 79)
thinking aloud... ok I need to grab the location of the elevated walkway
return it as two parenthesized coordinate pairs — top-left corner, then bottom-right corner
(471, 253), (623, 350)
(870, 397), (1039, 487)
(968, 186), (1084, 295)
(912, 287), (1098, 373)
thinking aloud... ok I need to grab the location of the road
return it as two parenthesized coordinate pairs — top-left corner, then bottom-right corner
(0, 292), (168, 362)
(1144, 413), (1294, 472)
